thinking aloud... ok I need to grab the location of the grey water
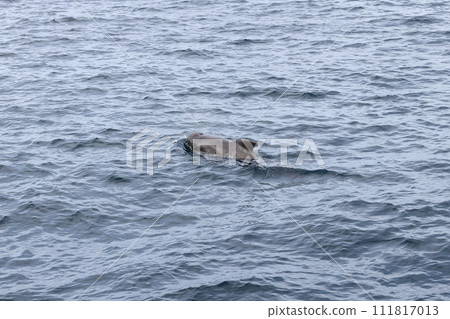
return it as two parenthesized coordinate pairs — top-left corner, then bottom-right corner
(1, 0), (449, 300)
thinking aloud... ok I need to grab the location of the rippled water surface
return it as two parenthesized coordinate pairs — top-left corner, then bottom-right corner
(1, 0), (449, 300)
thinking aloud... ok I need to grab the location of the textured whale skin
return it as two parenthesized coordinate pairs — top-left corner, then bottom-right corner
(186, 132), (257, 161)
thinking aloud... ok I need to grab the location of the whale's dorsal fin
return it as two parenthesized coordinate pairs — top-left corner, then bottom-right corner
(236, 139), (257, 150)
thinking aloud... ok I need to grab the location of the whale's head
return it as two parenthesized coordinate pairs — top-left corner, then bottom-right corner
(186, 132), (258, 161)
(186, 132), (203, 148)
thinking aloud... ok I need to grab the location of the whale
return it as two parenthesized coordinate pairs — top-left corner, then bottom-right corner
(186, 132), (258, 162)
